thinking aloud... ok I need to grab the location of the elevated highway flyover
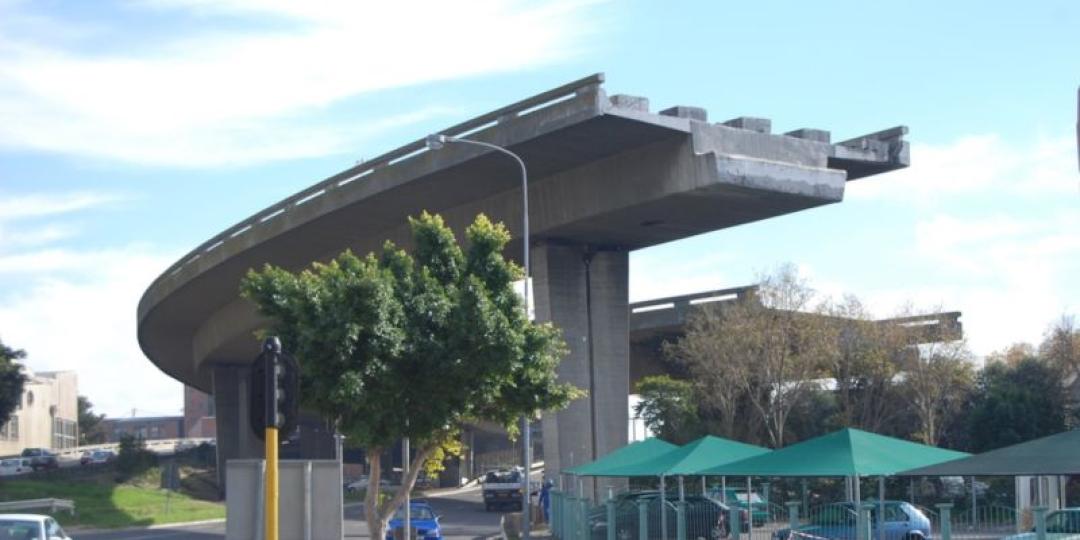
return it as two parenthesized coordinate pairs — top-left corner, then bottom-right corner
(137, 73), (911, 494)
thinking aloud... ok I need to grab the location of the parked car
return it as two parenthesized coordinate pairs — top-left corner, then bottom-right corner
(345, 475), (391, 493)
(1003, 508), (1080, 540)
(711, 487), (771, 526)
(81, 450), (115, 465)
(773, 501), (931, 540)
(0, 458), (32, 476)
(0, 514), (73, 539)
(20, 448), (58, 471)
(589, 491), (747, 540)
(940, 476), (989, 498)
(386, 501), (443, 540)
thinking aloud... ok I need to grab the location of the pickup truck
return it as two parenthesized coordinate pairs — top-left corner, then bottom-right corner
(482, 469), (524, 511)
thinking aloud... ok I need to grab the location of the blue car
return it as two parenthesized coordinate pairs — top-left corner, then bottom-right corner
(387, 501), (443, 540)
(774, 501), (932, 540)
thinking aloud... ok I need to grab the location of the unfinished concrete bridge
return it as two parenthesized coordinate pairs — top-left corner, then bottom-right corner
(137, 73), (911, 492)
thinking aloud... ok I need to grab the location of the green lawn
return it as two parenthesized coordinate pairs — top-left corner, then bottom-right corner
(0, 468), (225, 529)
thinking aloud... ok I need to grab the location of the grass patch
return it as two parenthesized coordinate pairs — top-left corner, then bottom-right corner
(0, 465), (224, 529)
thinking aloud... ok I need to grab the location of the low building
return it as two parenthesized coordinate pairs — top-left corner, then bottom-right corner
(183, 386), (216, 438)
(0, 369), (78, 456)
(102, 416), (184, 442)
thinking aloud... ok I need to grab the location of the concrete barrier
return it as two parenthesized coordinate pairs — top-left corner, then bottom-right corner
(225, 459), (343, 540)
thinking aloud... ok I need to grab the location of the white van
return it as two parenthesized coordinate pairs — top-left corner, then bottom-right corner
(0, 458), (31, 476)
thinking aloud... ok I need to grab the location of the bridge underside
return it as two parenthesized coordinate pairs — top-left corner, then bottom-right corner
(136, 74), (910, 494)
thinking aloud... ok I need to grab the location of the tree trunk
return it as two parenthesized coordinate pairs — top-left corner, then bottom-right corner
(366, 443), (438, 540)
(366, 448), (390, 540)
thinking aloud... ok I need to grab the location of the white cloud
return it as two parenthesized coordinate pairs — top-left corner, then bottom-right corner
(630, 250), (736, 303)
(0, 223), (77, 249)
(848, 134), (1080, 203)
(0, 188), (181, 417)
(0, 246), (182, 418)
(0, 190), (125, 253)
(0, 191), (124, 220)
(0, 0), (602, 166)
(630, 131), (1079, 359)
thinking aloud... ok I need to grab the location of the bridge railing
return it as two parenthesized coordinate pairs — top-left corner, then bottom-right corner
(1, 437), (215, 460)
(150, 73), (607, 291)
(0, 498), (75, 515)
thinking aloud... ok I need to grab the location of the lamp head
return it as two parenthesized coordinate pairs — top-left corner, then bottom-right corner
(425, 133), (448, 151)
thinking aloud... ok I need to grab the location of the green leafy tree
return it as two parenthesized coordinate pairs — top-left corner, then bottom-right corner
(78, 395), (107, 444)
(820, 296), (910, 435)
(0, 338), (28, 428)
(241, 212), (579, 538)
(901, 339), (975, 446)
(968, 357), (1068, 452)
(116, 433), (157, 480)
(1040, 315), (1080, 380)
(633, 375), (702, 444)
(670, 266), (833, 448)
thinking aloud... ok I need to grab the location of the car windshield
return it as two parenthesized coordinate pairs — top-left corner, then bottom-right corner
(394, 507), (436, 520)
(810, 506), (857, 526)
(0, 520), (39, 538)
(734, 492), (764, 504)
(485, 471), (521, 483)
(1046, 511), (1080, 534)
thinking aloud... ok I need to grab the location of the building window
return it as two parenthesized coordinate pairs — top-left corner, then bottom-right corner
(52, 418), (77, 449)
(25, 391), (34, 407)
(0, 415), (17, 440)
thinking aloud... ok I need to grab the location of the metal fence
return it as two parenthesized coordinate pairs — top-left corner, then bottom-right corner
(549, 491), (1049, 540)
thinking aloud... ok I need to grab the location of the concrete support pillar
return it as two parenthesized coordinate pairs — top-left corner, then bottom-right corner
(212, 363), (264, 491)
(535, 242), (629, 500)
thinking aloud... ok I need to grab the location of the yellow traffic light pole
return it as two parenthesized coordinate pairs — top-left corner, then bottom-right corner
(265, 425), (279, 540)
(255, 336), (297, 540)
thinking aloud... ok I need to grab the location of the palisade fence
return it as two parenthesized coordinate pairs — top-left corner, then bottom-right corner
(550, 491), (1043, 540)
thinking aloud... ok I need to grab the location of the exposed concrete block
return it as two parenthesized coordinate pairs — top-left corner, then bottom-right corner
(838, 125), (908, 148)
(609, 94), (650, 112)
(722, 116), (771, 134)
(659, 105), (707, 122)
(785, 128), (831, 143)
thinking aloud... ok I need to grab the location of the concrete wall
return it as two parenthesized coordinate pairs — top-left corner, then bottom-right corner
(225, 459), (343, 540)
(0, 370), (78, 455)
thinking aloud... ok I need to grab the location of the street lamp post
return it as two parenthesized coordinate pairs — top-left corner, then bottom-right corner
(425, 134), (532, 538)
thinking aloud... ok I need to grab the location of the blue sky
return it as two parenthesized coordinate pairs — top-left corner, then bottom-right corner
(0, 0), (1077, 417)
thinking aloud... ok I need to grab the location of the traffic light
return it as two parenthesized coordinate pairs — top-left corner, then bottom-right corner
(249, 337), (300, 439)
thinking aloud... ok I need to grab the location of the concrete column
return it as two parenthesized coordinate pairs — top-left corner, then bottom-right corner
(936, 503), (953, 540)
(212, 363), (264, 491)
(535, 242), (629, 499)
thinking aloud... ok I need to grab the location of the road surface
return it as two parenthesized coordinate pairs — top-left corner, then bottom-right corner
(77, 484), (505, 540)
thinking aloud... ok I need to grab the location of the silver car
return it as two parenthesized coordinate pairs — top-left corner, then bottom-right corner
(0, 514), (74, 540)
(1004, 508), (1080, 540)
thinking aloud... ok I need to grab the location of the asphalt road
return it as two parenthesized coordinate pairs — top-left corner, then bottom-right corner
(76, 484), (504, 540)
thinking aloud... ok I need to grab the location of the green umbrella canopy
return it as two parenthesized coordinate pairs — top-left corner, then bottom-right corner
(703, 428), (970, 477)
(898, 428), (1080, 476)
(588, 435), (770, 477)
(565, 437), (679, 476)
